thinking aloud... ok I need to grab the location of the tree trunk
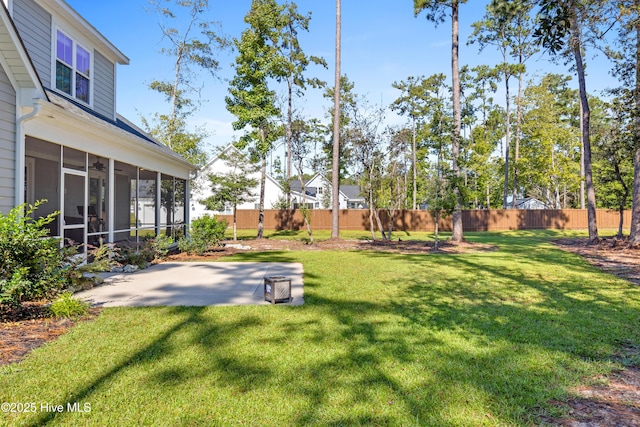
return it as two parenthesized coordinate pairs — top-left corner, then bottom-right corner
(286, 75), (293, 204)
(257, 151), (266, 239)
(296, 166), (313, 244)
(630, 3), (640, 245)
(450, 0), (464, 243)
(368, 201), (376, 241)
(614, 162), (629, 238)
(631, 148), (640, 244)
(579, 102), (586, 209)
(374, 209), (387, 240)
(302, 207), (313, 244)
(434, 210), (440, 250)
(486, 184), (490, 209)
(512, 69), (523, 208)
(504, 74), (512, 209)
(412, 118), (417, 210)
(232, 205), (238, 241)
(388, 209), (394, 239)
(331, 0), (341, 239)
(571, 19), (598, 244)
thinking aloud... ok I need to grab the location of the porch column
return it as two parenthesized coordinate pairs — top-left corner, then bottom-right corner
(156, 171), (161, 237)
(185, 179), (191, 237)
(107, 158), (115, 243)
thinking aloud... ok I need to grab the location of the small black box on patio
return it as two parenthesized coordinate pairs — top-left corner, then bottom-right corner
(264, 276), (291, 304)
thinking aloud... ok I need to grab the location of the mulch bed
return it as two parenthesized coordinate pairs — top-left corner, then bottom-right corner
(166, 237), (499, 258)
(0, 301), (101, 366)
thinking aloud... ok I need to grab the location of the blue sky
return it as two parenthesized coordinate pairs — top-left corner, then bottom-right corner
(65, 0), (617, 154)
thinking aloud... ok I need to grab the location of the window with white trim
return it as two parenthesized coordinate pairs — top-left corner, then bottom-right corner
(55, 30), (91, 104)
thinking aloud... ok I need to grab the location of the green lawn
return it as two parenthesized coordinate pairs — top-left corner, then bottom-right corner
(1, 231), (639, 426)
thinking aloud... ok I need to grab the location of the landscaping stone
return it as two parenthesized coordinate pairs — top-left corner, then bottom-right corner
(123, 265), (139, 273)
(225, 243), (251, 250)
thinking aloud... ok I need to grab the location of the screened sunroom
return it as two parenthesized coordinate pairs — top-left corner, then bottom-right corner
(25, 137), (188, 253)
(21, 93), (194, 254)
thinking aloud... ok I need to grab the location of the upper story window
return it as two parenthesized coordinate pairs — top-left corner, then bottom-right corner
(56, 30), (90, 104)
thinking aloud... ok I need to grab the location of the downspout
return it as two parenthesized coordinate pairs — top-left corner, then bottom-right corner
(15, 99), (42, 207)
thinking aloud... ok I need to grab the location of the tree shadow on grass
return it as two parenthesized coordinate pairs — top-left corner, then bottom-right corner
(284, 247), (640, 424)
(383, 249), (640, 421)
(14, 244), (640, 426)
(21, 307), (267, 427)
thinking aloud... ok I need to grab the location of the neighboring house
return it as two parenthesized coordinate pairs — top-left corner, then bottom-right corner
(340, 185), (366, 209)
(291, 174), (364, 209)
(193, 151), (366, 216)
(0, 0), (194, 251)
(191, 144), (286, 219)
(515, 197), (548, 210)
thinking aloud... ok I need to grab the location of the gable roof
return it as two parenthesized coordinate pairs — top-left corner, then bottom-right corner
(293, 173), (364, 202)
(515, 197), (548, 209)
(201, 143), (285, 191)
(290, 179), (318, 198)
(340, 185), (363, 201)
(0, 1), (46, 99)
(36, 0), (128, 65)
(201, 144), (243, 171)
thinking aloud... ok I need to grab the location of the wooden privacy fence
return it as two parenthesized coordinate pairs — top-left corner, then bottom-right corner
(214, 209), (632, 232)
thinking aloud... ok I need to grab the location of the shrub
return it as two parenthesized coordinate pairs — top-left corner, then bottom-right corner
(49, 291), (89, 318)
(0, 201), (66, 307)
(62, 244), (113, 291)
(113, 235), (174, 269)
(117, 245), (153, 269)
(89, 243), (119, 272)
(148, 234), (174, 259)
(179, 215), (227, 255)
(177, 236), (200, 255)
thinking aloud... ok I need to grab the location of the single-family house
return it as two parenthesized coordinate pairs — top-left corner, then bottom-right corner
(191, 144), (286, 218)
(192, 149), (367, 216)
(290, 173), (364, 209)
(0, 0), (194, 252)
(514, 197), (548, 210)
(340, 185), (366, 209)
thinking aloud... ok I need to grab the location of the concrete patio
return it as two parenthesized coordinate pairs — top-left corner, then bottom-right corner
(75, 262), (304, 307)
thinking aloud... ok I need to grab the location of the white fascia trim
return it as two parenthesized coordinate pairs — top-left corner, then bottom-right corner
(37, 0), (128, 65)
(265, 174), (284, 191)
(31, 101), (194, 177)
(201, 143), (240, 170)
(0, 7), (46, 100)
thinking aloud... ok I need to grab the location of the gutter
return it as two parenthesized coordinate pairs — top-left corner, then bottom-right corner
(15, 99), (42, 206)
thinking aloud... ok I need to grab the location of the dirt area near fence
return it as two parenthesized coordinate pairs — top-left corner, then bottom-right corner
(167, 237), (499, 260)
(2, 236), (639, 426)
(545, 237), (640, 426)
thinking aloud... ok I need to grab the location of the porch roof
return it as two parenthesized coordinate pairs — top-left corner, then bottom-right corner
(44, 89), (193, 170)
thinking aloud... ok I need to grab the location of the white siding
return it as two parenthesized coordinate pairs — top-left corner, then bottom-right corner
(12, 0), (51, 88)
(191, 148), (286, 219)
(94, 50), (115, 119)
(0, 63), (16, 213)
